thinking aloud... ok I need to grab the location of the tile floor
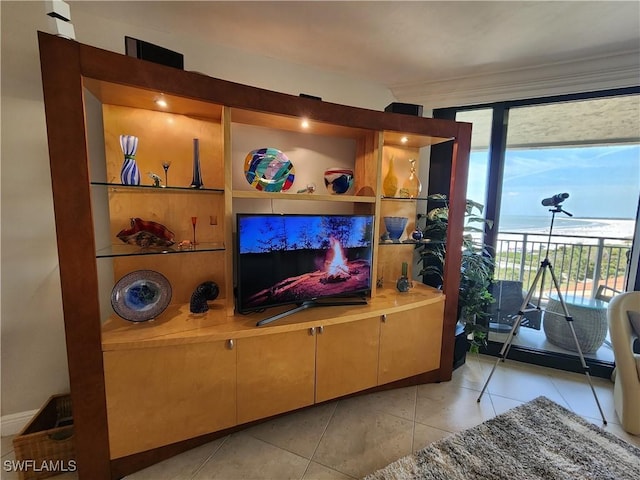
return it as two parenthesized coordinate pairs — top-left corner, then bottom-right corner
(2, 354), (638, 479)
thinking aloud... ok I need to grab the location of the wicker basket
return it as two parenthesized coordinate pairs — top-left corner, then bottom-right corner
(12, 394), (75, 480)
(543, 297), (608, 353)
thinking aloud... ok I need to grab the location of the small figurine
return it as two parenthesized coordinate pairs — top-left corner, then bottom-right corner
(178, 240), (192, 250)
(190, 281), (219, 313)
(148, 172), (162, 187)
(380, 232), (393, 243)
(376, 267), (384, 288)
(297, 183), (317, 194)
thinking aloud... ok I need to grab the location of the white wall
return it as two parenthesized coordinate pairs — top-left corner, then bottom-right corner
(0, 1), (395, 422)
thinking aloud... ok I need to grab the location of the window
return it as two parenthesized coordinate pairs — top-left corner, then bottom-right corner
(455, 109), (492, 210)
(434, 88), (640, 376)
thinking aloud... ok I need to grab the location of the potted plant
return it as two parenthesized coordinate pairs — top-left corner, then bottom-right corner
(458, 229), (495, 353)
(418, 195), (495, 354)
(418, 194), (449, 288)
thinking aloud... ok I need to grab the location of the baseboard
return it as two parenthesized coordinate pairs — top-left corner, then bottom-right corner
(1, 409), (38, 437)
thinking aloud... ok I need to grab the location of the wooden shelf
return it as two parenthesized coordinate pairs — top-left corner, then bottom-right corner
(231, 108), (371, 139)
(383, 130), (452, 148)
(232, 190), (376, 203)
(91, 182), (225, 194)
(83, 77), (224, 120)
(101, 284), (444, 350)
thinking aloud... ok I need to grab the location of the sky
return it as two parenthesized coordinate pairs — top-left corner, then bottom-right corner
(466, 144), (640, 219)
(238, 215), (373, 253)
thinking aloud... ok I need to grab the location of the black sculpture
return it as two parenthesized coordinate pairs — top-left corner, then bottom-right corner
(189, 281), (219, 313)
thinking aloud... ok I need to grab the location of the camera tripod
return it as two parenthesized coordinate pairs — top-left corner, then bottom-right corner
(477, 203), (607, 424)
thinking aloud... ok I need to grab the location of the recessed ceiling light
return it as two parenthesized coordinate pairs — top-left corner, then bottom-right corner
(401, 136), (409, 144)
(155, 97), (168, 108)
(301, 119), (310, 129)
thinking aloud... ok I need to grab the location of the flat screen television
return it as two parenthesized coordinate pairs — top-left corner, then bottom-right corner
(236, 213), (375, 326)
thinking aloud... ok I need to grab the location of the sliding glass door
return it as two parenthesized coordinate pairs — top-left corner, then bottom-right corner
(434, 88), (640, 377)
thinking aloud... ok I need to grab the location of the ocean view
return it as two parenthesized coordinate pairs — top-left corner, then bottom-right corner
(494, 215), (633, 298)
(498, 215), (635, 240)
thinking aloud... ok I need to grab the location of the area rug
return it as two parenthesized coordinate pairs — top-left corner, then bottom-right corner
(364, 396), (640, 480)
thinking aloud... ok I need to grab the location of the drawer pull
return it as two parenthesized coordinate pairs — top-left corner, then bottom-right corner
(382, 314), (387, 323)
(318, 325), (324, 334)
(309, 327), (316, 336)
(227, 339), (235, 350)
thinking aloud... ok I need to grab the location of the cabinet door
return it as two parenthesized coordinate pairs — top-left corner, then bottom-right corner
(236, 329), (316, 424)
(103, 340), (236, 459)
(315, 317), (380, 403)
(378, 301), (444, 385)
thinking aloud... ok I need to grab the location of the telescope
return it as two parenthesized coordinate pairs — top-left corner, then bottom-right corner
(479, 188), (605, 424)
(541, 192), (569, 207)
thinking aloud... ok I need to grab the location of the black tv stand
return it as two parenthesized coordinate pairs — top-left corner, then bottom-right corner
(256, 296), (368, 327)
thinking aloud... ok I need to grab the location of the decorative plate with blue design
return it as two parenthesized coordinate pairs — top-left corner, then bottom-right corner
(111, 270), (172, 322)
(244, 148), (295, 192)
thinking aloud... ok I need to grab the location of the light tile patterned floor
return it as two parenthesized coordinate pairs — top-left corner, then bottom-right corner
(2, 355), (638, 479)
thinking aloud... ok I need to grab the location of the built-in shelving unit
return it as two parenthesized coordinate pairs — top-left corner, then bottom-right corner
(38, 31), (470, 479)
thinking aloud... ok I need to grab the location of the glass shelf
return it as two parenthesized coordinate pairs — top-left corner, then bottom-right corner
(378, 239), (441, 247)
(418, 239), (445, 247)
(91, 182), (224, 194)
(96, 242), (225, 258)
(379, 240), (422, 246)
(381, 195), (429, 201)
(232, 190), (376, 203)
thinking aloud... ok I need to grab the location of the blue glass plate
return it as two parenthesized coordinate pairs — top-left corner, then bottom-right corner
(111, 270), (172, 322)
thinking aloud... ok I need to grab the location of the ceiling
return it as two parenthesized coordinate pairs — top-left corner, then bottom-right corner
(458, 94), (640, 149)
(69, 1), (639, 148)
(70, 1), (640, 89)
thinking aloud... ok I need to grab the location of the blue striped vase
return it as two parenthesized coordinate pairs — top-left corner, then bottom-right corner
(119, 135), (140, 185)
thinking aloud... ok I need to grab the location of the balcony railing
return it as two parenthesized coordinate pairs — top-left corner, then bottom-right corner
(494, 231), (631, 301)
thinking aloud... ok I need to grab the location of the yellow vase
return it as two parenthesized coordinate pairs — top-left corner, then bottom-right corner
(382, 157), (398, 197)
(400, 158), (422, 198)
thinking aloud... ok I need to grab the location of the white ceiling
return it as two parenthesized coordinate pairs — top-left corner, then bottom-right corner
(69, 1), (639, 147)
(70, 1), (640, 89)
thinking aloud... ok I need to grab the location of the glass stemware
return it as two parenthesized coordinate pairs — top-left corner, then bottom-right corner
(191, 216), (198, 245)
(162, 161), (171, 187)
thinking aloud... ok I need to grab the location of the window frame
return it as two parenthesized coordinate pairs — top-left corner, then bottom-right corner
(430, 86), (640, 377)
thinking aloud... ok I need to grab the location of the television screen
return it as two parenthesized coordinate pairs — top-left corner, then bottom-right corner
(236, 214), (374, 314)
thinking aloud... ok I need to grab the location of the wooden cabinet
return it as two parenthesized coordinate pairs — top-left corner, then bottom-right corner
(315, 317), (381, 402)
(378, 302), (444, 385)
(38, 32), (470, 479)
(236, 330), (316, 424)
(103, 341), (236, 458)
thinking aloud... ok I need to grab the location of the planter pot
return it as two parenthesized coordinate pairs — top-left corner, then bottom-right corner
(453, 322), (467, 370)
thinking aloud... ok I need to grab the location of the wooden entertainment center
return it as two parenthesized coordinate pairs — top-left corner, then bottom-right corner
(38, 32), (470, 479)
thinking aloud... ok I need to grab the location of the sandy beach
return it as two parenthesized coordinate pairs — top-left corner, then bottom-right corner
(498, 216), (635, 242)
